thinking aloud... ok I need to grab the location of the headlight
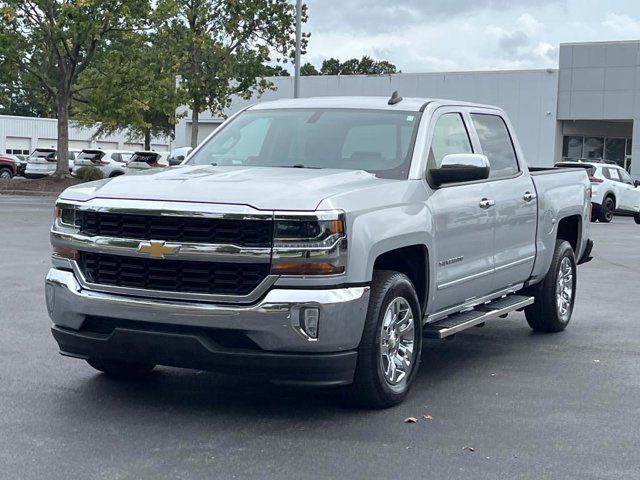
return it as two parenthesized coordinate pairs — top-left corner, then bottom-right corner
(271, 211), (347, 275)
(53, 203), (80, 259)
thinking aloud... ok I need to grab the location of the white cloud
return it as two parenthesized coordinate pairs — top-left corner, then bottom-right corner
(301, 0), (640, 72)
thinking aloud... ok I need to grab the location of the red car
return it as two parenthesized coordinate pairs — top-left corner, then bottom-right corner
(0, 156), (17, 179)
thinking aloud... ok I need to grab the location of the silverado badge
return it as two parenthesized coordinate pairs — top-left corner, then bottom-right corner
(137, 240), (181, 259)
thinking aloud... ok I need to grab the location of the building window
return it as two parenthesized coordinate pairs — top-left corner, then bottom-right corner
(583, 137), (604, 160)
(562, 135), (632, 172)
(5, 148), (30, 155)
(562, 136), (583, 159)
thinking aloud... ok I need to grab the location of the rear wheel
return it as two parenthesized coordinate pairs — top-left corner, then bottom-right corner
(87, 358), (155, 378)
(0, 167), (13, 179)
(348, 270), (422, 408)
(524, 240), (576, 333)
(598, 196), (615, 223)
(634, 212), (640, 225)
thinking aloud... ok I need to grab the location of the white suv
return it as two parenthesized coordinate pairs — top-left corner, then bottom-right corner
(24, 148), (81, 178)
(72, 149), (134, 178)
(557, 161), (640, 223)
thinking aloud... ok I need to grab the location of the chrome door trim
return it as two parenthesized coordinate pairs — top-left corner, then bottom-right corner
(51, 230), (271, 263)
(70, 261), (278, 304)
(436, 268), (494, 290)
(426, 283), (525, 323)
(494, 255), (535, 273)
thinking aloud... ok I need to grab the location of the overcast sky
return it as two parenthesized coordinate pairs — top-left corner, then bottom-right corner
(301, 0), (640, 72)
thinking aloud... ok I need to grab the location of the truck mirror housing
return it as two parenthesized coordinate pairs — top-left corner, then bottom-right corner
(634, 180), (640, 188)
(430, 153), (490, 186)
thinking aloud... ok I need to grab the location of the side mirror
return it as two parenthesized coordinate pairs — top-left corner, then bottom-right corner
(634, 180), (640, 188)
(430, 153), (490, 186)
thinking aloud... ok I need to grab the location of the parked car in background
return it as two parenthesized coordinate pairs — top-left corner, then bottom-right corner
(167, 147), (193, 166)
(24, 148), (81, 178)
(124, 151), (170, 174)
(0, 155), (17, 179)
(2, 154), (27, 176)
(556, 161), (640, 223)
(72, 149), (134, 178)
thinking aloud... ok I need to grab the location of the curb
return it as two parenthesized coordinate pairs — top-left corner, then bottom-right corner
(0, 190), (59, 197)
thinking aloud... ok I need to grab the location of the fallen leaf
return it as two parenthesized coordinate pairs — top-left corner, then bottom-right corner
(463, 446), (475, 452)
(423, 414), (433, 420)
(404, 417), (418, 423)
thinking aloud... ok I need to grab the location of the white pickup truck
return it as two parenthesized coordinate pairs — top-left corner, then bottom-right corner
(46, 96), (593, 408)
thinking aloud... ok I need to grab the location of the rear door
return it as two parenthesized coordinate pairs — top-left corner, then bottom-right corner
(469, 112), (537, 290)
(426, 108), (496, 312)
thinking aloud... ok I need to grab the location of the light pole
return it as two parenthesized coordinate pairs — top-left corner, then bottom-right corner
(294, 0), (302, 98)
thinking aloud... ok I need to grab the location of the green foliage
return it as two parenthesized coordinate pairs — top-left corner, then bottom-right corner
(74, 166), (105, 182)
(302, 56), (398, 76)
(0, 0), (151, 175)
(300, 62), (320, 76)
(262, 65), (291, 77)
(73, 30), (181, 148)
(154, 0), (308, 146)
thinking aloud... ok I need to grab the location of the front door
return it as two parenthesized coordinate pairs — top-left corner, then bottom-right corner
(426, 110), (496, 312)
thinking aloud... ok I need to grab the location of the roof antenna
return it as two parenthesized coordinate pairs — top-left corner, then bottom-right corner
(388, 90), (403, 105)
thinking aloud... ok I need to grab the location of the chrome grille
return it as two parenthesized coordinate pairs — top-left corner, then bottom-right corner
(77, 211), (273, 247)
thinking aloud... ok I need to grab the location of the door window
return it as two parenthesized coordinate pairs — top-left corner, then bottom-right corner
(429, 113), (472, 168)
(471, 114), (519, 179)
(619, 169), (634, 185)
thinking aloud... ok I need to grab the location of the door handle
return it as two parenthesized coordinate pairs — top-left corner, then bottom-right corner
(479, 198), (495, 209)
(523, 192), (537, 202)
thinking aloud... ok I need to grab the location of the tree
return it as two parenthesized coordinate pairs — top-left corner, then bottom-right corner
(300, 62), (319, 76)
(0, 0), (149, 177)
(262, 64), (290, 77)
(309, 56), (398, 76)
(155, 0), (307, 148)
(73, 30), (182, 149)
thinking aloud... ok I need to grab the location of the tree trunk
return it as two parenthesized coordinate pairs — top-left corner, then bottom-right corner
(144, 128), (151, 150)
(54, 94), (71, 178)
(190, 107), (199, 149)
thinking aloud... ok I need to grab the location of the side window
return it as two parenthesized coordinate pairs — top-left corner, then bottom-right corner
(429, 113), (472, 168)
(601, 167), (611, 180)
(471, 113), (519, 179)
(619, 169), (633, 185)
(608, 168), (621, 182)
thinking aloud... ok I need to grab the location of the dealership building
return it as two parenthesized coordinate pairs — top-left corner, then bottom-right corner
(2, 40), (640, 179)
(175, 40), (640, 179)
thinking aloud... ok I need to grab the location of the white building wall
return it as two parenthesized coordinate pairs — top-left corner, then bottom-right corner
(175, 69), (560, 167)
(0, 115), (172, 154)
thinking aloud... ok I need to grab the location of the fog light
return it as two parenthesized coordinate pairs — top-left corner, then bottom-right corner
(300, 307), (320, 339)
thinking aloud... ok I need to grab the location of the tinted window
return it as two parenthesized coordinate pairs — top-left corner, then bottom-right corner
(471, 114), (518, 179)
(429, 113), (472, 168)
(583, 137), (604, 160)
(188, 109), (421, 179)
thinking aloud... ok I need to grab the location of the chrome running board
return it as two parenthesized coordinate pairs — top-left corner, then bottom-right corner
(423, 294), (534, 339)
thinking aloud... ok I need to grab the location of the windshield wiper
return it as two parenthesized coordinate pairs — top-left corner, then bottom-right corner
(273, 164), (321, 169)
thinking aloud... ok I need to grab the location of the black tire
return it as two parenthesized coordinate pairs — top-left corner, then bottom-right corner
(524, 240), (576, 333)
(87, 358), (155, 378)
(598, 196), (615, 223)
(348, 270), (422, 408)
(0, 167), (13, 179)
(634, 212), (640, 225)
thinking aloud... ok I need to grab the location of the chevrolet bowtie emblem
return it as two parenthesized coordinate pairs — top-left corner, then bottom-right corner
(137, 240), (181, 258)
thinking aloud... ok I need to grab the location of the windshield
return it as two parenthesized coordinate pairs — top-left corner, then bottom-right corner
(31, 149), (55, 159)
(187, 109), (422, 179)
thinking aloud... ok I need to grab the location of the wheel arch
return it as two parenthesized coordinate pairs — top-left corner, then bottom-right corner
(371, 244), (430, 314)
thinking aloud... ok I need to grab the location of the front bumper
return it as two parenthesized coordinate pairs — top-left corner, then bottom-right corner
(45, 268), (370, 385)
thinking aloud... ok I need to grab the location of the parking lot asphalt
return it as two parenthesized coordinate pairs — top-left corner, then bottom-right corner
(1, 195), (639, 480)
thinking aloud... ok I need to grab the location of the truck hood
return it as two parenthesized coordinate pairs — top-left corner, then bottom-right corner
(60, 165), (396, 211)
